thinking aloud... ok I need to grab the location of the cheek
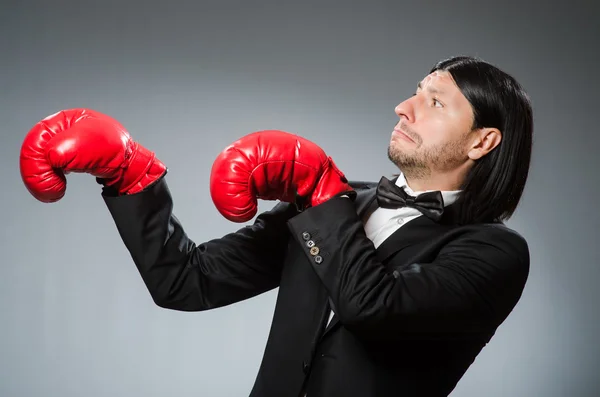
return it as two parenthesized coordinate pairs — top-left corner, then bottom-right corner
(420, 112), (465, 144)
(419, 117), (451, 144)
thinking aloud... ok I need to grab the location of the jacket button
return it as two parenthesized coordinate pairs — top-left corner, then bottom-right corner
(306, 240), (315, 248)
(310, 246), (320, 256)
(302, 232), (311, 240)
(314, 255), (323, 264)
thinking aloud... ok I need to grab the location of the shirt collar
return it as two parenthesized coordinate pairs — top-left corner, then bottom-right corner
(394, 172), (461, 207)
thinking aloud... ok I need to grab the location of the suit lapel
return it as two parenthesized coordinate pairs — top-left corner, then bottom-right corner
(374, 210), (456, 263)
(354, 184), (378, 221)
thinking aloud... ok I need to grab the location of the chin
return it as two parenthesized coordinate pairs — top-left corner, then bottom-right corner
(389, 142), (409, 157)
(387, 145), (403, 165)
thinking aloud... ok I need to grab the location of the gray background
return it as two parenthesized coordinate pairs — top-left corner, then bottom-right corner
(2, 0), (598, 396)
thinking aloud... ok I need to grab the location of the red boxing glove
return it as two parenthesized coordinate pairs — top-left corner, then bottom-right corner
(19, 108), (167, 202)
(210, 130), (354, 222)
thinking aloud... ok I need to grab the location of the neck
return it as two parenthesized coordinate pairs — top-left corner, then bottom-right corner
(401, 166), (469, 192)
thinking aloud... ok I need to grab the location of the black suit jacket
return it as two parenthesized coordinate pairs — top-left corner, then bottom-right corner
(101, 175), (530, 397)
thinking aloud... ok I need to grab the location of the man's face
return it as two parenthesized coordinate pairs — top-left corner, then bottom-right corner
(388, 70), (476, 179)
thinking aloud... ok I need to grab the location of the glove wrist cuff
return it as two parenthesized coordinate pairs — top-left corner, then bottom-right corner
(122, 143), (167, 194)
(103, 143), (167, 195)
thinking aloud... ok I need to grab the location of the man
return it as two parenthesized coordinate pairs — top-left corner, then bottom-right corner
(19, 55), (533, 396)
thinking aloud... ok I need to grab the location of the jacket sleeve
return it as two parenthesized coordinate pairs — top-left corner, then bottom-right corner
(101, 175), (298, 311)
(286, 196), (530, 340)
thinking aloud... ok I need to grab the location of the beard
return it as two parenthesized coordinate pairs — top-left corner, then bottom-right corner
(387, 134), (469, 180)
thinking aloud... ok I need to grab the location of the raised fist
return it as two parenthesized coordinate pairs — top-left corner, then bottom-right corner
(210, 130), (353, 222)
(20, 108), (166, 202)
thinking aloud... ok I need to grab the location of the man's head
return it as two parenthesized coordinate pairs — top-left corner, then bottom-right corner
(388, 56), (533, 223)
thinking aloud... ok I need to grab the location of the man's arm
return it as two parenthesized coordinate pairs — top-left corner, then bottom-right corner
(102, 175), (298, 311)
(286, 196), (530, 340)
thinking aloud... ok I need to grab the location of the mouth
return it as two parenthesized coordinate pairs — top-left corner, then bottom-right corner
(392, 127), (415, 143)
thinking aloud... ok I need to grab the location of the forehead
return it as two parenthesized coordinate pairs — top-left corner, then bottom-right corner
(418, 70), (468, 103)
(419, 70), (457, 91)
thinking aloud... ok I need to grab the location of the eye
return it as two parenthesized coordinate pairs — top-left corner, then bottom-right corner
(432, 98), (444, 108)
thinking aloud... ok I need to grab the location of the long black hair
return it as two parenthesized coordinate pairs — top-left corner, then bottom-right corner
(429, 56), (534, 224)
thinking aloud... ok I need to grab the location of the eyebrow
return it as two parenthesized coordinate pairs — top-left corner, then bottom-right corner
(417, 81), (445, 95)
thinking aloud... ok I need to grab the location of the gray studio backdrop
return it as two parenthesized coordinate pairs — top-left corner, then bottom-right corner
(2, 1), (598, 396)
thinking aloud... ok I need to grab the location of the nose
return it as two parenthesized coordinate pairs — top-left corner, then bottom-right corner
(394, 96), (415, 122)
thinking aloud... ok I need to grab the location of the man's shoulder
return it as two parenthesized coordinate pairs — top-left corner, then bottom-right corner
(450, 221), (530, 262)
(477, 222), (528, 246)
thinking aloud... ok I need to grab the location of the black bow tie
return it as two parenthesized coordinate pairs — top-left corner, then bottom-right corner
(376, 176), (445, 222)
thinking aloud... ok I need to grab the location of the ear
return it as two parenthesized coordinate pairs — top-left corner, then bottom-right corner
(467, 128), (502, 160)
